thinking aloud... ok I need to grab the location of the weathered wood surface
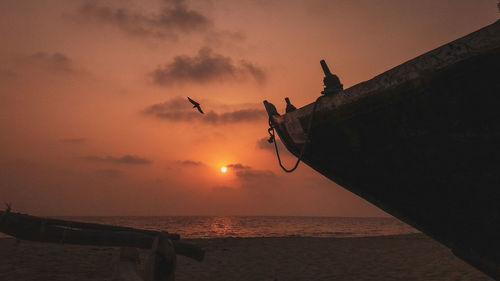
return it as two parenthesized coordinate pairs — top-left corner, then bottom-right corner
(115, 240), (177, 281)
(115, 247), (144, 281)
(265, 19), (500, 280)
(144, 233), (176, 281)
(0, 210), (204, 262)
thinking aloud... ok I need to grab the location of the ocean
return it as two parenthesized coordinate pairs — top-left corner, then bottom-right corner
(42, 216), (418, 239)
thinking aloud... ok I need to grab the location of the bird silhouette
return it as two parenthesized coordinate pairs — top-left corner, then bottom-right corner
(187, 97), (204, 114)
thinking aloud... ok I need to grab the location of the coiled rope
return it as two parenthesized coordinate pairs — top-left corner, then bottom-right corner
(268, 96), (323, 173)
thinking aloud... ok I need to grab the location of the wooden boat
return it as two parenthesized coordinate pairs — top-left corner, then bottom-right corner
(264, 19), (500, 279)
(0, 209), (204, 262)
(0, 209), (202, 280)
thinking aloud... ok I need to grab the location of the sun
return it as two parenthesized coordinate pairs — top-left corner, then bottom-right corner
(220, 166), (227, 173)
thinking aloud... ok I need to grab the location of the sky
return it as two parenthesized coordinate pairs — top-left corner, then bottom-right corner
(0, 0), (498, 216)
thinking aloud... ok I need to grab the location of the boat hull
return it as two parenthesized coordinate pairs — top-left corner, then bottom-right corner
(266, 21), (500, 279)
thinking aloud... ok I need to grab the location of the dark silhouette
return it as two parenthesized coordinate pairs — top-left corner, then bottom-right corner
(187, 97), (204, 114)
(285, 97), (296, 113)
(265, 21), (500, 279)
(0, 209), (205, 262)
(320, 59), (343, 95)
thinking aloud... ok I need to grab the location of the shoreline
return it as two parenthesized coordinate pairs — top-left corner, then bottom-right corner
(0, 234), (493, 281)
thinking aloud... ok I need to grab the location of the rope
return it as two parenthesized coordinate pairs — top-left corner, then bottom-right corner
(268, 96), (323, 173)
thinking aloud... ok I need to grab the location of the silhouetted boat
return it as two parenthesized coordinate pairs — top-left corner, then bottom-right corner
(264, 20), (500, 279)
(0, 209), (205, 262)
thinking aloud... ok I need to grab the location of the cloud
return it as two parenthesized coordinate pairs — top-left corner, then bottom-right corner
(227, 163), (251, 170)
(85, 155), (152, 165)
(236, 169), (276, 182)
(157, 0), (211, 32)
(143, 97), (266, 125)
(25, 52), (77, 74)
(0, 52), (82, 78)
(256, 136), (287, 156)
(60, 138), (87, 144)
(257, 137), (274, 150)
(146, 97), (190, 111)
(204, 109), (265, 124)
(178, 160), (205, 166)
(151, 47), (266, 85)
(227, 163), (276, 183)
(77, 0), (211, 40)
(240, 60), (267, 84)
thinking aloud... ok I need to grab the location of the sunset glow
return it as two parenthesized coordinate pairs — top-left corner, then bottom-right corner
(0, 0), (496, 216)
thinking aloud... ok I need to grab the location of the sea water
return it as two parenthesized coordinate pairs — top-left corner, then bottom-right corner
(30, 216), (418, 239)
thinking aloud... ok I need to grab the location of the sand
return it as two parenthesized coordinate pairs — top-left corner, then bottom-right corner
(0, 234), (493, 281)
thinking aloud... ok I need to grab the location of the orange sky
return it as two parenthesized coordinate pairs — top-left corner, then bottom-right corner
(0, 0), (498, 216)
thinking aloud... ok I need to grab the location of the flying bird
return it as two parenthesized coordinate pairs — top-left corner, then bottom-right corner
(187, 97), (204, 114)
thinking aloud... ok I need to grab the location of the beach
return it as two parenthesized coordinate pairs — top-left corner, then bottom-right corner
(0, 234), (493, 281)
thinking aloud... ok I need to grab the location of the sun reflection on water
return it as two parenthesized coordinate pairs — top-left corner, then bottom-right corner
(210, 217), (236, 237)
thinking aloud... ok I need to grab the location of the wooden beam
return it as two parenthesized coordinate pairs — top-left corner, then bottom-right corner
(0, 211), (204, 262)
(0, 211), (179, 240)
